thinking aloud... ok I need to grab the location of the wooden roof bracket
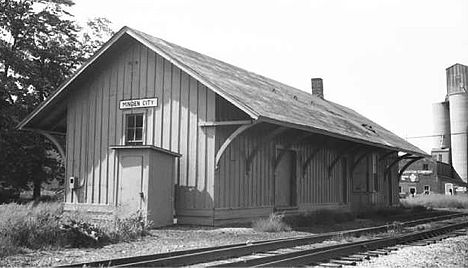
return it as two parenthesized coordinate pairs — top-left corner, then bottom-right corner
(398, 157), (424, 177)
(272, 132), (314, 171)
(350, 149), (373, 174)
(379, 150), (397, 162)
(301, 146), (325, 178)
(215, 121), (258, 170)
(328, 144), (362, 177)
(245, 126), (288, 174)
(383, 153), (413, 177)
(21, 128), (66, 161)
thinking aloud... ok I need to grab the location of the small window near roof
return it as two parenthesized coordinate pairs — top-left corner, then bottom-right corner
(422, 164), (429, 170)
(126, 113), (144, 145)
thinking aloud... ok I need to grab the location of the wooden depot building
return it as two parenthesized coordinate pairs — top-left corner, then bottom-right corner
(18, 27), (427, 226)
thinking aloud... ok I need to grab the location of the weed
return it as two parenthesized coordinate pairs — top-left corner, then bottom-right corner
(104, 211), (152, 242)
(252, 213), (291, 232)
(0, 202), (152, 257)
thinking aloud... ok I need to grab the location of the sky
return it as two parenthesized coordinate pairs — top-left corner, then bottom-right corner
(71, 0), (468, 153)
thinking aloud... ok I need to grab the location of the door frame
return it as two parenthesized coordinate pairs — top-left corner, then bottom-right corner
(273, 145), (298, 208)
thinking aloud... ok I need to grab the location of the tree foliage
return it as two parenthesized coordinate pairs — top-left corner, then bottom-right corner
(0, 0), (114, 199)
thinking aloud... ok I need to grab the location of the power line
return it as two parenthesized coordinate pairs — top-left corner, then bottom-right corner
(405, 132), (468, 139)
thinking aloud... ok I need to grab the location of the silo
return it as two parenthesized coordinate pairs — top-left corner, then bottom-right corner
(447, 64), (468, 182)
(432, 101), (451, 149)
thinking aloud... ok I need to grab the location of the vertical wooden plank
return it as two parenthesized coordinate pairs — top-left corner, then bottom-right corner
(66, 97), (75, 203)
(93, 74), (103, 203)
(316, 151), (321, 203)
(218, 143), (225, 207)
(253, 136), (258, 207)
(78, 84), (88, 203)
(86, 80), (96, 204)
(162, 60), (172, 149)
(188, 77), (198, 208)
(171, 67), (181, 151)
(146, 50), (156, 145)
(124, 45), (133, 101)
(154, 54), (164, 147)
(115, 47), (127, 146)
(100, 68), (110, 204)
(72, 90), (82, 202)
(235, 135), (241, 207)
(226, 137), (232, 207)
(107, 58), (118, 205)
(178, 71), (190, 209)
(139, 45), (148, 98)
(131, 44), (140, 99)
(206, 89), (216, 209)
(197, 84), (207, 208)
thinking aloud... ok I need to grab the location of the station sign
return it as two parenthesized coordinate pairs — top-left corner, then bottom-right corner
(119, 98), (158, 109)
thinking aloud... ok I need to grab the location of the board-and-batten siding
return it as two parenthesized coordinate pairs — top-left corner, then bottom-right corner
(214, 124), (348, 210)
(65, 41), (216, 211)
(214, 100), (398, 215)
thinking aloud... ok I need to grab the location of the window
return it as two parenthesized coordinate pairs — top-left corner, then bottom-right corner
(424, 185), (430, 195)
(438, 154), (442, 162)
(399, 186), (403, 193)
(422, 164), (429, 170)
(125, 113), (144, 145)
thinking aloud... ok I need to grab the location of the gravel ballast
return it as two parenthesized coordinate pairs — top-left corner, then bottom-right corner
(356, 234), (468, 267)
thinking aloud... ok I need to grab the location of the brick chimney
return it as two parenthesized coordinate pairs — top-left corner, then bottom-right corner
(311, 78), (324, 99)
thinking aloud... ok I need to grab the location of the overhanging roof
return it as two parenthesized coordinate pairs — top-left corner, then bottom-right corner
(18, 26), (428, 156)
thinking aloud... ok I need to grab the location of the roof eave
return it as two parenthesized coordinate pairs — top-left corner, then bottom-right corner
(17, 27), (133, 131)
(257, 116), (429, 157)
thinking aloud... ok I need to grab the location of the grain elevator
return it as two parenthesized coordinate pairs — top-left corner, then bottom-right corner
(432, 63), (468, 184)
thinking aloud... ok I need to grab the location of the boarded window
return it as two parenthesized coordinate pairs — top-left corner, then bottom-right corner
(126, 113), (144, 145)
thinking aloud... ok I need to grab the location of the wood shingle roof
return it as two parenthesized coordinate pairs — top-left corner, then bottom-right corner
(19, 26), (427, 156)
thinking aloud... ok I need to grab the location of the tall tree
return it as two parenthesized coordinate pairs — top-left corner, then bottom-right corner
(0, 0), (113, 199)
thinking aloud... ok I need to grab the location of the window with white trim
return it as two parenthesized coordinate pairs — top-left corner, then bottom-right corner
(125, 113), (144, 145)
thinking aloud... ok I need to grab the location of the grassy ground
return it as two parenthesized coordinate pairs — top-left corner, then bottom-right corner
(400, 193), (468, 209)
(251, 206), (445, 233)
(0, 202), (150, 258)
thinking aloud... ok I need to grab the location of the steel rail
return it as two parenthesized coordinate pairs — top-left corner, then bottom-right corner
(61, 211), (467, 267)
(255, 221), (468, 267)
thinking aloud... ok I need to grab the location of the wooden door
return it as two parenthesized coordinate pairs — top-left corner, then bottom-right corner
(275, 149), (296, 207)
(119, 155), (144, 215)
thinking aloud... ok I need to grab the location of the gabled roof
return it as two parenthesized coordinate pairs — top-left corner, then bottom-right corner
(19, 26), (427, 156)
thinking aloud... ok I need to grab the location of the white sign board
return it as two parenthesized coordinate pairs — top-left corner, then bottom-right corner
(119, 98), (158, 109)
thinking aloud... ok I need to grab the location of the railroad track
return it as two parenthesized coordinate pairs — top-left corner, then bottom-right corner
(63, 212), (468, 267)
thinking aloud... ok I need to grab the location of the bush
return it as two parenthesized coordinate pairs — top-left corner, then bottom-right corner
(400, 194), (468, 209)
(252, 213), (291, 232)
(0, 202), (152, 257)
